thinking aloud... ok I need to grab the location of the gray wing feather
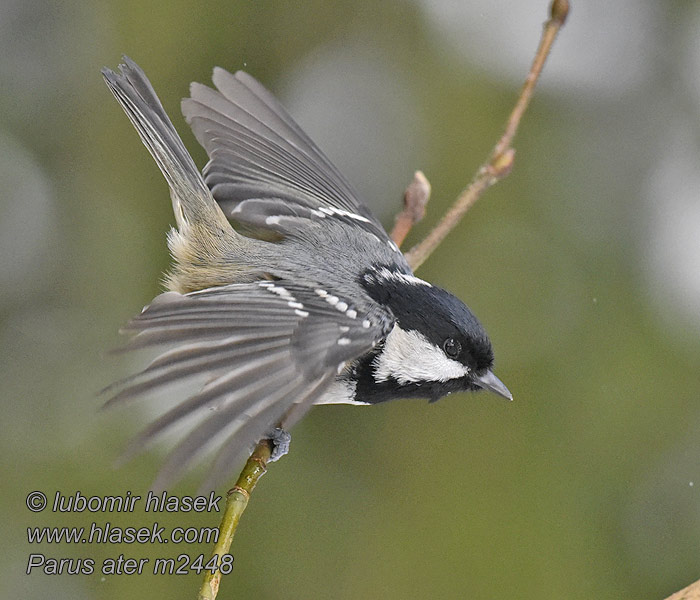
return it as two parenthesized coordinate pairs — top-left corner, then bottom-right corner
(214, 68), (324, 155)
(181, 67), (390, 238)
(197, 375), (331, 491)
(120, 343), (294, 456)
(153, 370), (316, 492)
(185, 95), (356, 210)
(104, 335), (292, 405)
(105, 281), (384, 489)
(192, 67), (359, 201)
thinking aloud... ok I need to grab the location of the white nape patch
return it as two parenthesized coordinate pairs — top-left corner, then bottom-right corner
(365, 267), (432, 288)
(314, 379), (367, 405)
(374, 267), (432, 288)
(373, 324), (469, 385)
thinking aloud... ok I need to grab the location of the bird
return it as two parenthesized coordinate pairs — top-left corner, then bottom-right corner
(102, 56), (512, 490)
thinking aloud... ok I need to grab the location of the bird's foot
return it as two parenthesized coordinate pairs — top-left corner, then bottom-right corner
(266, 428), (291, 462)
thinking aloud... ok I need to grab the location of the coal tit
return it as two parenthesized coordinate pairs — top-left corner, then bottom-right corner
(102, 57), (511, 489)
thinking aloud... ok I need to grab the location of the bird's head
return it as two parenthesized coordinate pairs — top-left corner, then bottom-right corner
(360, 267), (511, 402)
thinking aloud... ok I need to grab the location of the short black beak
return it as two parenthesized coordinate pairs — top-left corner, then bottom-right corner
(474, 370), (513, 401)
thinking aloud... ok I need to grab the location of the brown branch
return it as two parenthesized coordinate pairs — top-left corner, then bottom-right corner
(664, 578), (700, 600)
(390, 170), (431, 247)
(404, 0), (569, 271)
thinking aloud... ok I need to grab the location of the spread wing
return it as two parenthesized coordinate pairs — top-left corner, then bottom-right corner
(104, 280), (385, 490)
(181, 67), (392, 243)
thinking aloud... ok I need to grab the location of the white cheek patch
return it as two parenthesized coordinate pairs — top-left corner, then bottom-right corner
(373, 324), (469, 385)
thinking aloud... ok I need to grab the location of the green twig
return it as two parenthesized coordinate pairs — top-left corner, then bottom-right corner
(198, 440), (271, 600)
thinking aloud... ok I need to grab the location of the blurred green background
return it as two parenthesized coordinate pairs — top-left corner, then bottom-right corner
(3, 0), (699, 598)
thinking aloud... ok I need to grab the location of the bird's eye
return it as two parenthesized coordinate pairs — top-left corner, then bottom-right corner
(443, 338), (461, 358)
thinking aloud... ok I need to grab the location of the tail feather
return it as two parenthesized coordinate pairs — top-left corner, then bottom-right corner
(102, 56), (220, 227)
(103, 57), (255, 293)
